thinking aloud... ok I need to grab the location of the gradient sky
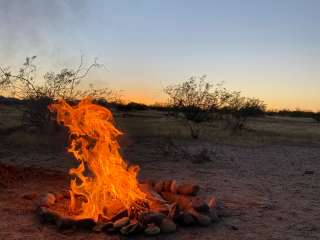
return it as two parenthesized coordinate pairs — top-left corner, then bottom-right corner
(0, 0), (319, 110)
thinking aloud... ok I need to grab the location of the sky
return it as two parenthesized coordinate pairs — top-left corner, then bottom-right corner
(0, 0), (319, 110)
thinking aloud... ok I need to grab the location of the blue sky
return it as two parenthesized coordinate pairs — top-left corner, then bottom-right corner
(0, 0), (319, 109)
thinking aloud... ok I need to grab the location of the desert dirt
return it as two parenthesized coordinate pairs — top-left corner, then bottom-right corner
(0, 107), (320, 240)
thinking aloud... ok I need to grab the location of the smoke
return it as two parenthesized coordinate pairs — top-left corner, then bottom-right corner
(0, 0), (89, 67)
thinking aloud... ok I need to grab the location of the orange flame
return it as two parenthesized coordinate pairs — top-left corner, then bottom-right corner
(49, 98), (148, 221)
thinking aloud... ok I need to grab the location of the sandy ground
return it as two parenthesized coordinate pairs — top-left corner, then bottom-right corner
(1, 133), (320, 240)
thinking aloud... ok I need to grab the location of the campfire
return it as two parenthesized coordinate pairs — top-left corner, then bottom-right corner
(37, 98), (220, 236)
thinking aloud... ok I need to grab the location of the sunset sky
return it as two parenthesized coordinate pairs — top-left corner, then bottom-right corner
(0, 0), (319, 110)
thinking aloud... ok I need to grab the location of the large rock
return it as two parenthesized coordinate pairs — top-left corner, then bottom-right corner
(159, 218), (176, 233)
(194, 213), (211, 227)
(36, 206), (59, 224)
(139, 212), (166, 225)
(144, 224), (160, 235)
(177, 211), (195, 226)
(93, 222), (113, 233)
(188, 208), (211, 226)
(209, 209), (219, 222)
(56, 217), (76, 230)
(75, 218), (96, 230)
(120, 222), (141, 235)
(113, 217), (130, 229)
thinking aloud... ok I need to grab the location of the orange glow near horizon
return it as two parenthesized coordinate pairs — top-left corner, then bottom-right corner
(120, 94), (320, 112)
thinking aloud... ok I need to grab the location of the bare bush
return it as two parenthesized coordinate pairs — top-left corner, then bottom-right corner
(313, 112), (320, 122)
(164, 75), (229, 139)
(0, 56), (117, 129)
(223, 91), (266, 132)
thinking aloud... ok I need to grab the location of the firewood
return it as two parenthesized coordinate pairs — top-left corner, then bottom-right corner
(39, 193), (56, 207)
(161, 189), (210, 213)
(163, 180), (173, 192)
(177, 183), (200, 196)
(154, 181), (164, 193)
(170, 180), (177, 193)
(155, 203), (170, 215)
(154, 180), (178, 193)
(168, 202), (180, 220)
(54, 192), (64, 202)
(110, 209), (128, 222)
(61, 190), (71, 199)
(22, 192), (37, 200)
(160, 192), (193, 210)
(139, 179), (156, 187)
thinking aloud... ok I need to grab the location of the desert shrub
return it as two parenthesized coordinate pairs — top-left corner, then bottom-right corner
(0, 56), (116, 129)
(223, 91), (266, 132)
(313, 112), (320, 122)
(164, 75), (229, 139)
(126, 102), (148, 111)
(114, 102), (148, 112)
(277, 109), (315, 118)
(0, 96), (23, 106)
(22, 94), (54, 128)
(149, 102), (171, 112)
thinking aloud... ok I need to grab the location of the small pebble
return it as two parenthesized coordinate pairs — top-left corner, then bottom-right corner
(144, 224), (160, 235)
(39, 193), (56, 207)
(22, 192), (37, 200)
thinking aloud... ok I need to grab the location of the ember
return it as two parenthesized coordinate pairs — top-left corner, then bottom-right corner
(37, 97), (221, 236)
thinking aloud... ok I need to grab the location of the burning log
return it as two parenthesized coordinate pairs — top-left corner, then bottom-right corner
(37, 188), (221, 235)
(150, 180), (199, 196)
(161, 192), (193, 210)
(36, 99), (222, 236)
(177, 183), (200, 196)
(160, 192), (210, 212)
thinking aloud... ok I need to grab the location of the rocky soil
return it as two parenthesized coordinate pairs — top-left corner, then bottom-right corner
(0, 135), (319, 240)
